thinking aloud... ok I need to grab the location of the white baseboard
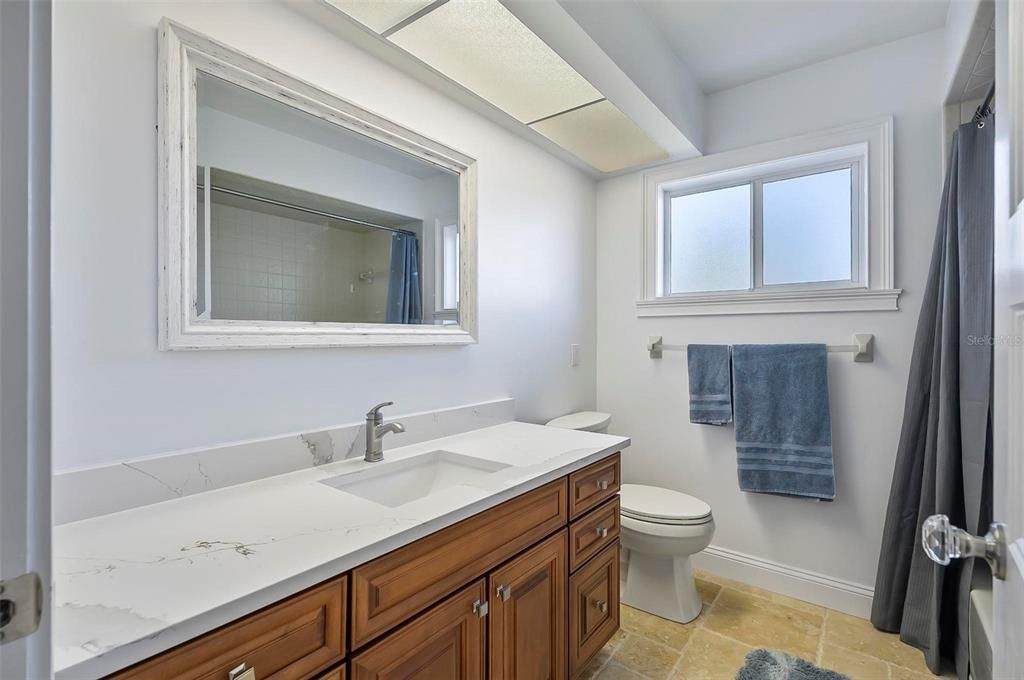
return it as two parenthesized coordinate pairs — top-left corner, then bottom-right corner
(692, 545), (874, 618)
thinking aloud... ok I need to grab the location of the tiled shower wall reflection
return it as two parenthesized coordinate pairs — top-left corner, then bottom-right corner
(209, 201), (395, 323)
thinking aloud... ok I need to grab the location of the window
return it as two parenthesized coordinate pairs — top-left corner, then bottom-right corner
(663, 162), (860, 296)
(433, 221), (460, 324)
(640, 118), (899, 316)
(667, 184), (752, 293)
(441, 223), (460, 310)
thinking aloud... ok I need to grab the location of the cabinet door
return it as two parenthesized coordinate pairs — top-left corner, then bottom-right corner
(568, 543), (620, 677)
(488, 530), (567, 680)
(351, 581), (486, 680)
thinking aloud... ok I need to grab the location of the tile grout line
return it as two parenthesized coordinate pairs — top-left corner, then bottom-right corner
(665, 586), (724, 680)
(816, 608), (829, 665)
(592, 626), (629, 678)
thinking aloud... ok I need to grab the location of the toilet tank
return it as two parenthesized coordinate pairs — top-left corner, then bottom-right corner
(544, 411), (611, 433)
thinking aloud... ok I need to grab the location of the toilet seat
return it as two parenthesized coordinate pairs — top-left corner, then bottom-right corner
(620, 484), (712, 526)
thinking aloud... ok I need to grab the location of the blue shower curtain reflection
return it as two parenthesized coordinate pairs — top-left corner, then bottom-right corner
(386, 231), (422, 324)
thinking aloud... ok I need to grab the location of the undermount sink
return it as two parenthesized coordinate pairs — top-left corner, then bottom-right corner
(319, 450), (512, 507)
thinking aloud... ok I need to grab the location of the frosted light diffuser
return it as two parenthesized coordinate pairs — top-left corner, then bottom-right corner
(388, 0), (602, 123)
(326, 0), (436, 34)
(530, 100), (668, 172)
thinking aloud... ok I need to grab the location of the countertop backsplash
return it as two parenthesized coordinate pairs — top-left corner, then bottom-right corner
(53, 398), (515, 524)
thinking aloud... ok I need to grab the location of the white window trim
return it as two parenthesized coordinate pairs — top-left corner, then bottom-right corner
(638, 116), (900, 316)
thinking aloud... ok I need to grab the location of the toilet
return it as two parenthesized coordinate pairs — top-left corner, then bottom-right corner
(619, 484), (714, 623)
(546, 412), (715, 624)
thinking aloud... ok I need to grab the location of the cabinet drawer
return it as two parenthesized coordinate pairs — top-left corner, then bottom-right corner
(568, 453), (620, 520)
(569, 496), (620, 572)
(352, 479), (568, 648)
(569, 543), (619, 677)
(351, 580), (487, 680)
(108, 576), (346, 680)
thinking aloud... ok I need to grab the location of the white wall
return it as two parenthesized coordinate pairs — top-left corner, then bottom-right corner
(596, 30), (945, 599)
(52, 1), (597, 471)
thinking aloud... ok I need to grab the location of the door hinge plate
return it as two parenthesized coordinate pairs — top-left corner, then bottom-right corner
(0, 572), (42, 645)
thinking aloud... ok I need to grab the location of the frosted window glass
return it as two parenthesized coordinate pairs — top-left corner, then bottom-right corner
(669, 184), (751, 293)
(763, 168), (852, 285)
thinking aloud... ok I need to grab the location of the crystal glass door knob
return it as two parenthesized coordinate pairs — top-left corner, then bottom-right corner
(921, 514), (1008, 579)
(921, 514), (957, 564)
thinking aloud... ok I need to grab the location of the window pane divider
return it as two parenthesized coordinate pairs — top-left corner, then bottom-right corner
(752, 180), (763, 290)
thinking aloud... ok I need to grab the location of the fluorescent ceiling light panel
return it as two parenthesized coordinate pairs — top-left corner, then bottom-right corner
(530, 100), (668, 173)
(325, 0), (436, 34)
(387, 0), (602, 123)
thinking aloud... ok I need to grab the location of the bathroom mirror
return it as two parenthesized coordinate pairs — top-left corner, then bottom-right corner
(159, 19), (477, 349)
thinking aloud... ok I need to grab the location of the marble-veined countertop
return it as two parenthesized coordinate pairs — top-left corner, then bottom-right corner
(54, 422), (630, 679)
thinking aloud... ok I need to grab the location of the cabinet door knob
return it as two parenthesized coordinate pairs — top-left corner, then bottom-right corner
(496, 585), (512, 601)
(595, 527), (609, 538)
(472, 599), (489, 618)
(592, 599), (608, 613)
(596, 479), (610, 491)
(228, 663), (256, 680)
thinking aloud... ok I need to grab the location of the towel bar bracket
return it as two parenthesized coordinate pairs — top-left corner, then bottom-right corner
(647, 334), (874, 362)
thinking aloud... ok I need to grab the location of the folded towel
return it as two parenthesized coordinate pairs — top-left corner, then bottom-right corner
(687, 344), (733, 425)
(732, 344), (835, 500)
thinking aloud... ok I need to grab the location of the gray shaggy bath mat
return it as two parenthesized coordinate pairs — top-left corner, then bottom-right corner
(735, 649), (851, 680)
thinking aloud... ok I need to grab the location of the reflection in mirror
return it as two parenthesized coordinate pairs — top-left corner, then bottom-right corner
(195, 72), (460, 325)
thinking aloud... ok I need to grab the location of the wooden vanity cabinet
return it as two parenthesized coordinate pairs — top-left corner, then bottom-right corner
(106, 452), (622, 680)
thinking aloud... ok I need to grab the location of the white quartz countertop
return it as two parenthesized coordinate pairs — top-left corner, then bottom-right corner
(54, 422), (630, 679)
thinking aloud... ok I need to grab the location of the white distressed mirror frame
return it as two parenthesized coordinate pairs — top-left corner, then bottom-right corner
(157, 19), (478, 350)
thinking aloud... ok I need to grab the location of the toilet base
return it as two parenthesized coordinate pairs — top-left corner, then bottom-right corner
(621, 549), (702, 624)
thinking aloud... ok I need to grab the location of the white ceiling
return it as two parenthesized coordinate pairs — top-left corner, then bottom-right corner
(636, 0), (950, 93)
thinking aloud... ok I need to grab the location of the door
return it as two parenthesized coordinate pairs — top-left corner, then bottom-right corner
(993, 0), (1024, 676)
(0, 0), (52, 678)
(489, 530), (567, 680)
(351, 581), (487, 680)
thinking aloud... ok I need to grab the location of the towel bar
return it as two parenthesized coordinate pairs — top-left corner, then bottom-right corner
(647, 334), (874, 362)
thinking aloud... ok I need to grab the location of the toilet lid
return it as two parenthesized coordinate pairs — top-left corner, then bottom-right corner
(545, 411), (611, 432)
(620, 484), (712, 525)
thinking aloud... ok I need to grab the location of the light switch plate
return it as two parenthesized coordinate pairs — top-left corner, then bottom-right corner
(570, 344), (581, 367)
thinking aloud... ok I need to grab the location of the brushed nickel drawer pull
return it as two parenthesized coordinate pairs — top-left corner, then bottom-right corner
(228, 663), (256, 680)
(595, 527), (609, 538)
(593, 599), (608, 613)
(473, 599), (489, 618)
(496, 585), (512, 601)
(596, 479), (610, 491)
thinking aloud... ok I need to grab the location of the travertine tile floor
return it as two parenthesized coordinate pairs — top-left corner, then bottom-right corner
(580, 570), (954, 680)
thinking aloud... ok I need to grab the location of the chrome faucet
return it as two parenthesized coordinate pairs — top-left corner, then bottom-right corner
(365, 401), (405, 463)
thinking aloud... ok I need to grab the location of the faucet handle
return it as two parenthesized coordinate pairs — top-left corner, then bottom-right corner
(366, 401), (394, 419)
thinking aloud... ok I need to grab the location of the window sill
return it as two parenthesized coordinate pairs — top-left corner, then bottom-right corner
(635, 287), (902, 317)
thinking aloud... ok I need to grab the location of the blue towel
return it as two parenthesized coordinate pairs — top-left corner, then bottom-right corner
(687, 345), (733, 425)
(732, 344), (835, 500)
